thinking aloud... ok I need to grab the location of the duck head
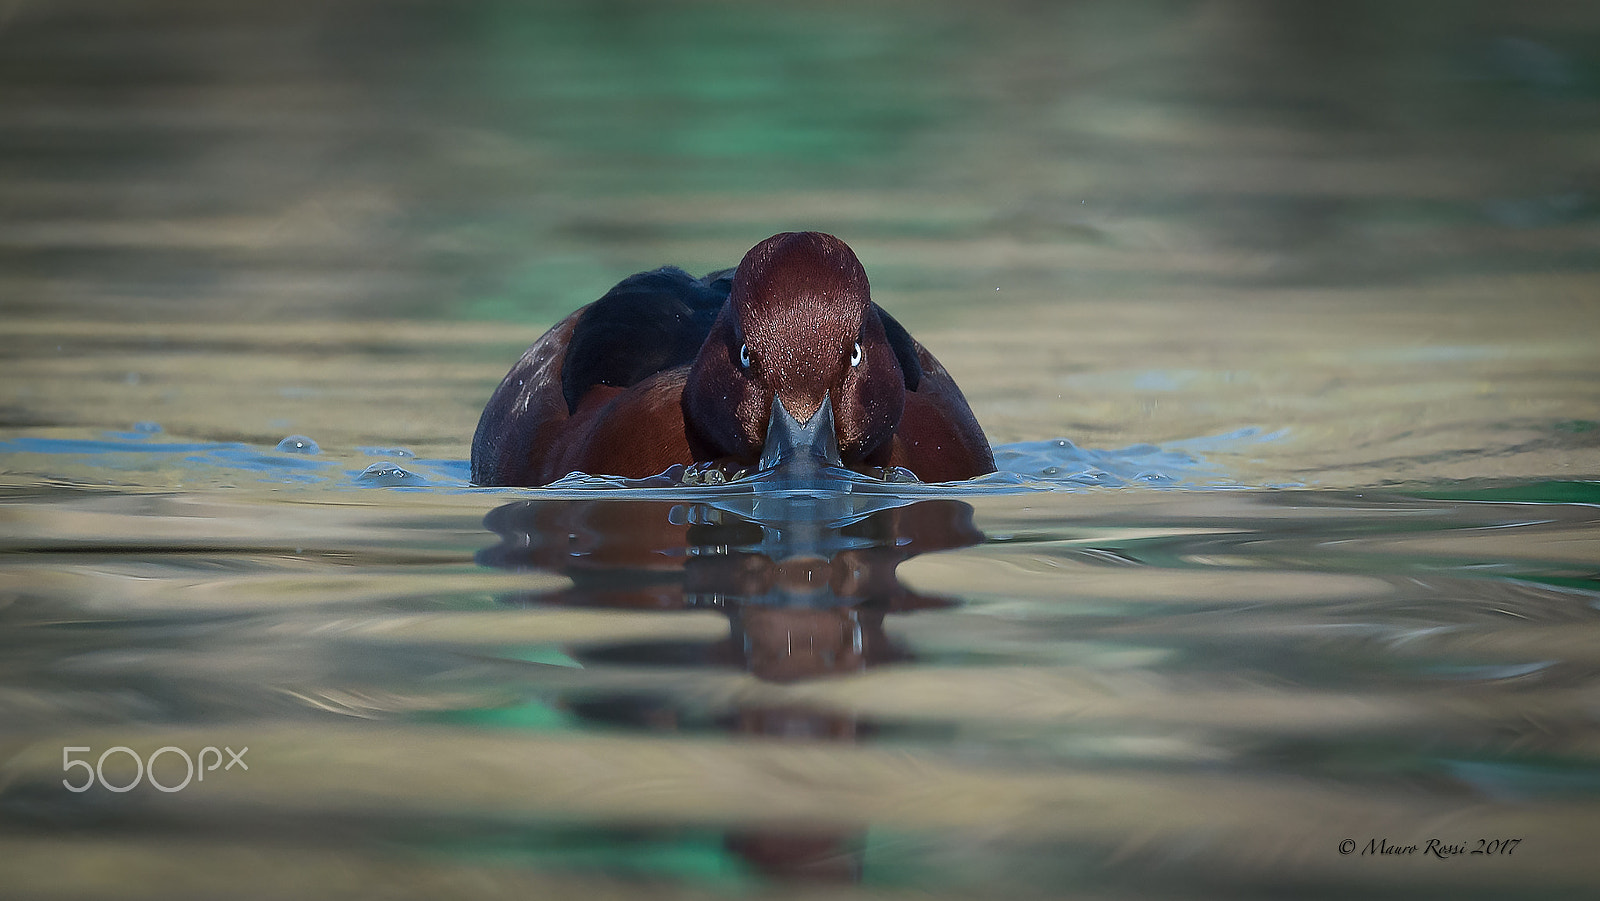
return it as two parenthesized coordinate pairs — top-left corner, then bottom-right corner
(684, 232), (906, 472)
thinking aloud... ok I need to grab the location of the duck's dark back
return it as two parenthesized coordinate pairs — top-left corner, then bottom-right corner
(560, 267), (733, 413)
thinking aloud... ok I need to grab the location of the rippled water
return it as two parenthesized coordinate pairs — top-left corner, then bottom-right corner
(4, 1), (1600, 899)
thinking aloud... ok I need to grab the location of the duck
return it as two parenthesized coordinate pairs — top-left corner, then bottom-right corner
(471, 231), (994, 486)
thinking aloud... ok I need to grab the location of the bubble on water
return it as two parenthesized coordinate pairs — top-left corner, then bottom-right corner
(356, 462), (425, 486)
(132, 421), (162, 434)
(275, 435), (320, 454)
(360, 446), (415, 458)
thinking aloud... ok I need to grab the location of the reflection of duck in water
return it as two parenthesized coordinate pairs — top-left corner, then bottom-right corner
(478, 494), (983, 882)
(472, 231), (994, 486)
(480, 495), (978, 679)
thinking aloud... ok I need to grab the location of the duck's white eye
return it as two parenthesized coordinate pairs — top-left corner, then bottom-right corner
(850, 341), (863, 368)
(738, 343), (752, 369)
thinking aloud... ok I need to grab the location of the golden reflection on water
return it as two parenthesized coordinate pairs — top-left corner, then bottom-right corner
(4, 282), (1598, 489)
(4, 485), (1600, 897)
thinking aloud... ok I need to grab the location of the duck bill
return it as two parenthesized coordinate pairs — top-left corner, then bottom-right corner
(759, 393), (842, 472)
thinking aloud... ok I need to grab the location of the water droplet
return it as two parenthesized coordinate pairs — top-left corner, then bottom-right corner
(356, 462), (424, 486)
(275, 435), (320, 454)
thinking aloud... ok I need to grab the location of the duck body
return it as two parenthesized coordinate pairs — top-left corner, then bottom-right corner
(471, 232), (994, 486)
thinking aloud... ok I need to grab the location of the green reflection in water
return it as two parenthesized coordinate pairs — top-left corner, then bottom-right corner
(1408, 480), (1600, 505)
(458, 255), (626, 322)
(419, 827), (757, 888)
(445, 2), (966, 321)
(425, 646), (581, 730)
(467, 1), (956, 191)
(429, 698), (573, 731)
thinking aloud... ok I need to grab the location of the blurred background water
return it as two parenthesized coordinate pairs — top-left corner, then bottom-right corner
(2, 1), (1599, 898)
